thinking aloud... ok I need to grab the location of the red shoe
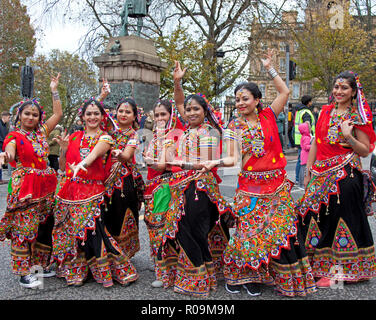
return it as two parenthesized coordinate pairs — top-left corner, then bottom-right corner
(316, 277), (331, 288)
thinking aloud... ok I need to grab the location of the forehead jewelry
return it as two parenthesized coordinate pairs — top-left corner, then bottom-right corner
(338, 78), (345, 84)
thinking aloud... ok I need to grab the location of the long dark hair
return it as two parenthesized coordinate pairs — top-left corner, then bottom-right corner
(184, 94), (222, 136)
(234, 82), (263, 113)
(116, 97), (139, 127)
(15, 100), (43, 127)
(80, 98), (106, 118)
(153, 99), (172, 115)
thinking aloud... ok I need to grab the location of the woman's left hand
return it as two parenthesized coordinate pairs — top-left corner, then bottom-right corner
(260, 48), (275, 71)
(111, 149), (122, 162)
(68, 162), (88, 178)
(50, 73), (61, 92)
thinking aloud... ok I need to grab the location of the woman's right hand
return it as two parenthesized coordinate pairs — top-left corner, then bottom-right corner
(173, 61), (187, 82)
(303, 174), (311, 189)
(0, 152), (9, 167)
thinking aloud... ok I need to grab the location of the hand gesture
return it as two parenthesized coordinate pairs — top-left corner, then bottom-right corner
(68, 162), (87, 178)
(341, 119), (354, 139)
(0, 152), (9, 167)
(260, 48), (275, 71)
(173, 61), (187, 82)
(100, 78), (111, 100)
(111, 149), (122, 162)
(53, 130), (69, 152)
(50, 73), (61, 92)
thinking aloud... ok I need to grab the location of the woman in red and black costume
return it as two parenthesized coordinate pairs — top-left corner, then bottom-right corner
(143, 97), (185, 288)
(296, 71), (376, 288)
(103, 95), (145, 262)
(0, 74), (62, 289)
(152, 61), (234, 298)
(51, 97), (138, 287)
(204, 49), (317, 297)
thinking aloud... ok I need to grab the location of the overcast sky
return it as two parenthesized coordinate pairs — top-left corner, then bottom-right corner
(22, 0), (88, 55)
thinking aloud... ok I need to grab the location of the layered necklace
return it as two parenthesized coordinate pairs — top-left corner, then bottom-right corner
(79, 129), (103, 160)
(327, 104), (358, 145)
(18, 127), (49, 161)
(241, 112), (265, 158)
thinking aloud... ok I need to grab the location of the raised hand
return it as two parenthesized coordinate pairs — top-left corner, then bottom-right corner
(50, 73), (61, 92)
(173, 61), (187, 82)
(100, 78), (111, 100)
(260, 48), (275, 71)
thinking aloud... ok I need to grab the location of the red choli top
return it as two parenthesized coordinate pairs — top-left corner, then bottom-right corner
(315, 104), (376, 161)
(3, 129), (57, 203)
(226, 107), (287, 194)
(57, 131), (111, 201)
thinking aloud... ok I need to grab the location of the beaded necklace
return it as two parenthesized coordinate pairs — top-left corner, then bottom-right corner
(79, 129), (103, 159)
(113, 125), (132, 150)
(327, 104), (358, 145)
(18, 127), (49, 161)
(242, 113), (265, 158)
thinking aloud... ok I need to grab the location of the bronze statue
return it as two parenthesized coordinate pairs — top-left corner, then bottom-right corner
(120, 0), (151, 37)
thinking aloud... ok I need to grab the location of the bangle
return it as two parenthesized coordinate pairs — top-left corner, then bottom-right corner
(216, 159), (224, 167)
(304, 167), (311, 177)
(182, 162), (194, 170)
(52, 91), (60, 101)
(267, 68), (278, 79)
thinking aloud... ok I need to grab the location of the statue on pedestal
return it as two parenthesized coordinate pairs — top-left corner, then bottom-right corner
(120, 0), (151, 37)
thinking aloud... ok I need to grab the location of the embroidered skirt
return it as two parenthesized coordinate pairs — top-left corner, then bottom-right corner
(297, 161), (376, 282)
(223, 172), (317, 297)
(155, 171), (233, 298)
(51, 178), (138, 287)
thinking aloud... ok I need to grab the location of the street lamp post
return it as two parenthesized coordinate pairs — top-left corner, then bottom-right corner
(216, 49), (225, 121)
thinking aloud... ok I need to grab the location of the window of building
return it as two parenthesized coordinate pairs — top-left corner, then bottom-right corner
(292, 83), (300, 99)
(279, 57), (286, 72)
(259, 83), (266, 98)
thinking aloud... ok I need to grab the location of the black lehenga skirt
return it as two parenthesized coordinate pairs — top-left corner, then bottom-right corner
(104, 174), (140, 259)
(155, 172), (233, 298)
(297, 164), (376, 281)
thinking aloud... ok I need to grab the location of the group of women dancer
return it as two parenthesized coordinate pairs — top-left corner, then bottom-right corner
(0, 49), (375, 298)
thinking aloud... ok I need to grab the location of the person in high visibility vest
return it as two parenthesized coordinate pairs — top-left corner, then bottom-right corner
(293, 95), (315, 185)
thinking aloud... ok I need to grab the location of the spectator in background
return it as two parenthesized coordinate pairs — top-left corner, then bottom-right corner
(214, 105), (224, 126)
(0, 111), (11, 184)
(298, 122), (312, 189)
(276, 111), (286, 151)
(69, 118), (84, 134)
(293, 95), (315, 184)
(47, 124), (63, 171)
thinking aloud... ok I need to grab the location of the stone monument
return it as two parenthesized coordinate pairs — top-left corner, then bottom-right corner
(93, 0), (167, 112)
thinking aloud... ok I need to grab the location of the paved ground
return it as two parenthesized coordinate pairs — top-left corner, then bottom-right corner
(0, 150), (375, 308)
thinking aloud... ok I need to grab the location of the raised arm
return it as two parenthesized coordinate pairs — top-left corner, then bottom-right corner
(44, 73), (63, 135)
(173, 61), (188, 122)
(261, 49), (290, 117)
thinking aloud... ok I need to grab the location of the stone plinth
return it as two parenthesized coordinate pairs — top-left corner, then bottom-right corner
(93, 35), (167, 111)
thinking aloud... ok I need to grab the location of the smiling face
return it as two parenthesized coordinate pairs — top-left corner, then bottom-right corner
(154, 104), (171, 128)
(332, 78), (355, 106)
(82, 104), (104, 130)
(235, 88), (259, 117)
(184, 98), (206, 128)
(19, 104), (40, 131)
(116, 103), (136, 127)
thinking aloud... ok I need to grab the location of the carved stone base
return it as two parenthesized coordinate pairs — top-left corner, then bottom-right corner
(93, 35), (167, 111)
